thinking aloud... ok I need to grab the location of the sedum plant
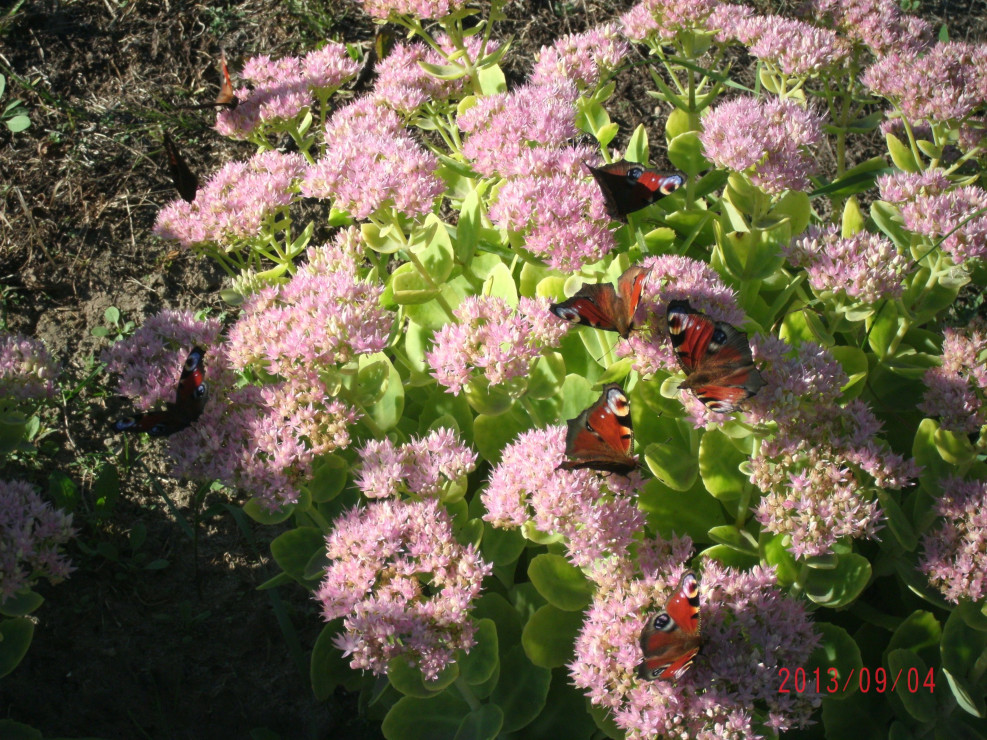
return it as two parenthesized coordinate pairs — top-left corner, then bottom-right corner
(103, 0), (987, 737)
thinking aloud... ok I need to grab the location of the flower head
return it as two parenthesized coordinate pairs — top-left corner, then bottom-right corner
(359, 0), (466, 21)
(426, 296), (568, 396)
(315, 498), (492, 680)
(919, 325), (987, 433)
(482, 426), (644, 567)
(571, 550), (820, 740)
(700, 97), (824, 193)
(810, 0), (931, 55)
(0, 333), (60, 402)
(731, 15), (851, 76)
(227, 228), (392, 377)
(154, 151), (306, 247)
(784, 224), (908, 303)
(357, 428), (478, 499)
(531, 24), (629, 88)
(302, 98), (443, 219)
(621, 0), (719, 42)
(0, 480), (75, 602)
(921, 477), (987, 603)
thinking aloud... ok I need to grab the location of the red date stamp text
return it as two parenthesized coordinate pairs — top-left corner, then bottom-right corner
(778, 667), (936, 694)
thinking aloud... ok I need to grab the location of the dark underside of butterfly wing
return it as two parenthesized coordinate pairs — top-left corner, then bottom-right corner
(559, 383), (636, 475)
(162, 133), (199, 202)
(637, 572), (702, 680)
(666, 300), (765, 413)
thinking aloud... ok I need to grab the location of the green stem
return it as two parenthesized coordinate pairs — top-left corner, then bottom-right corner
(519, 395), (545, 428)
(406, 250), (457, 320)
(455, 677), (482, 711)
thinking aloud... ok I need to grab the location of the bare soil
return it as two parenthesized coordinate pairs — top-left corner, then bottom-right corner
(0, 0), (984, 738)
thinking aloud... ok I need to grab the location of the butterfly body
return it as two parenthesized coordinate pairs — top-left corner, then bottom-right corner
(585, 161), (684, 219)
(112, 347), (208, 437)
(666, 300), (765, 413)
(550, 266), (648, 339)
(638, 571), (702, 681)
(176, 52), (238, 110)
(559, 383), (637, 475)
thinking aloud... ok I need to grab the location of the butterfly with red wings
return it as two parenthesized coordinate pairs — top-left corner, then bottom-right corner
(638, 571), (702, 681)
(585, 161), (684, 220)
(111, 347), (208, 437)
(550, 266), (649, 339)
(666, 300), (765, 413)
(558, 383), (637, 476)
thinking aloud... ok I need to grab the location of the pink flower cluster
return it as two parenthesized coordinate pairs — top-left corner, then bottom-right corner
(810, 0), (931, 55)
(725, 13), (850, 76)
(863, 42), (987, 124)
(359, 0), (465, 20)
(154, 151), (306, 247)
(784, 224), (908, 303)
(482, 426), (643, 567)
(878, 169), (987, 265)
(570, 544), (819, 740)
(0, 480), (75, 602)
(356, 428), (478, 499)
(102, 310), (223, 408)
(531, 24), (629, 89)
(215, 45), (360, 139)
(375, 36), (498, 113)
(700, 96), (824, 194)
(921, 477), (987, 603)
(0, 333), (59, 402)
(426, 296), (568, 396)
(747, 337), (916, 557)
(227, 228), (392, 377)
(302, 97), (444, 219)
(919, 325), (987, 433)
(620, 0), (719, 42)
(315, 498), (491, 680)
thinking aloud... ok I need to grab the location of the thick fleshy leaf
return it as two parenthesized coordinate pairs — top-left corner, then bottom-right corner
(473, 408), (532, 463)
(667, 131), (708, 177)
(806, 622), (863, 701)
(804, 553), (871, 607)
(382, 690), (471, 740)
(514, 667), (597, 739)
(0, 590), (43, 618)
(271, 527), (324, 582)
(638, 477), (724, 543)
(490, 645), (551, 732)
(761, 533), (799, 586)
(698, 428), (749, 502)
(310, 621), (352, 700)
(521, 604), (584, 668)
(453, 704), (504, 740)
(887, 649), (935, 722)
(528, 554), (593, 611)
(941, 609), (987, 717)
(473, 593), (522, 655)
(0, 617), (33, 678)
(459, 619), (499, 685)
(481, 523), (526, 566)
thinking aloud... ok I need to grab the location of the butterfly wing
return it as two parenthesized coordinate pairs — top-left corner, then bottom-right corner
(112, 347), (208, 437)
(162, 133), (199, 203)
(559, 383), (637, 475)
(585, 161), (684, 219)
(215, 51), (238, 108)
(637, 572), (702, 681)
(666, 300), (765, 413)
(550, 266), (648, 338)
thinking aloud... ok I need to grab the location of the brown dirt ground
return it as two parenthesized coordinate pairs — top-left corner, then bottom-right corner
(0, 0), (985, 738)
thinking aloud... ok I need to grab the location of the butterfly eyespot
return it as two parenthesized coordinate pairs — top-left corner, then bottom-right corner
(195, 382), (208, 399)
(660, 176), (684, 195)
(652, 613), (672, 630)
(712, 328), (727, 345)
(605, 389), (629, 416)
(627, 166), (644, 181)
(555, 307), (582, 324)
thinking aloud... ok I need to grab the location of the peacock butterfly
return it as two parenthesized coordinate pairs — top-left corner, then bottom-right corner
(585, 160), (684, 219)
(162, 132), (199, 203)
(666, 300), (765, 413)
(550, 266), (649, 339)
(559, 383), (637, 475)
(638, 571), (702, 681)
(112, 347), (208, 437)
